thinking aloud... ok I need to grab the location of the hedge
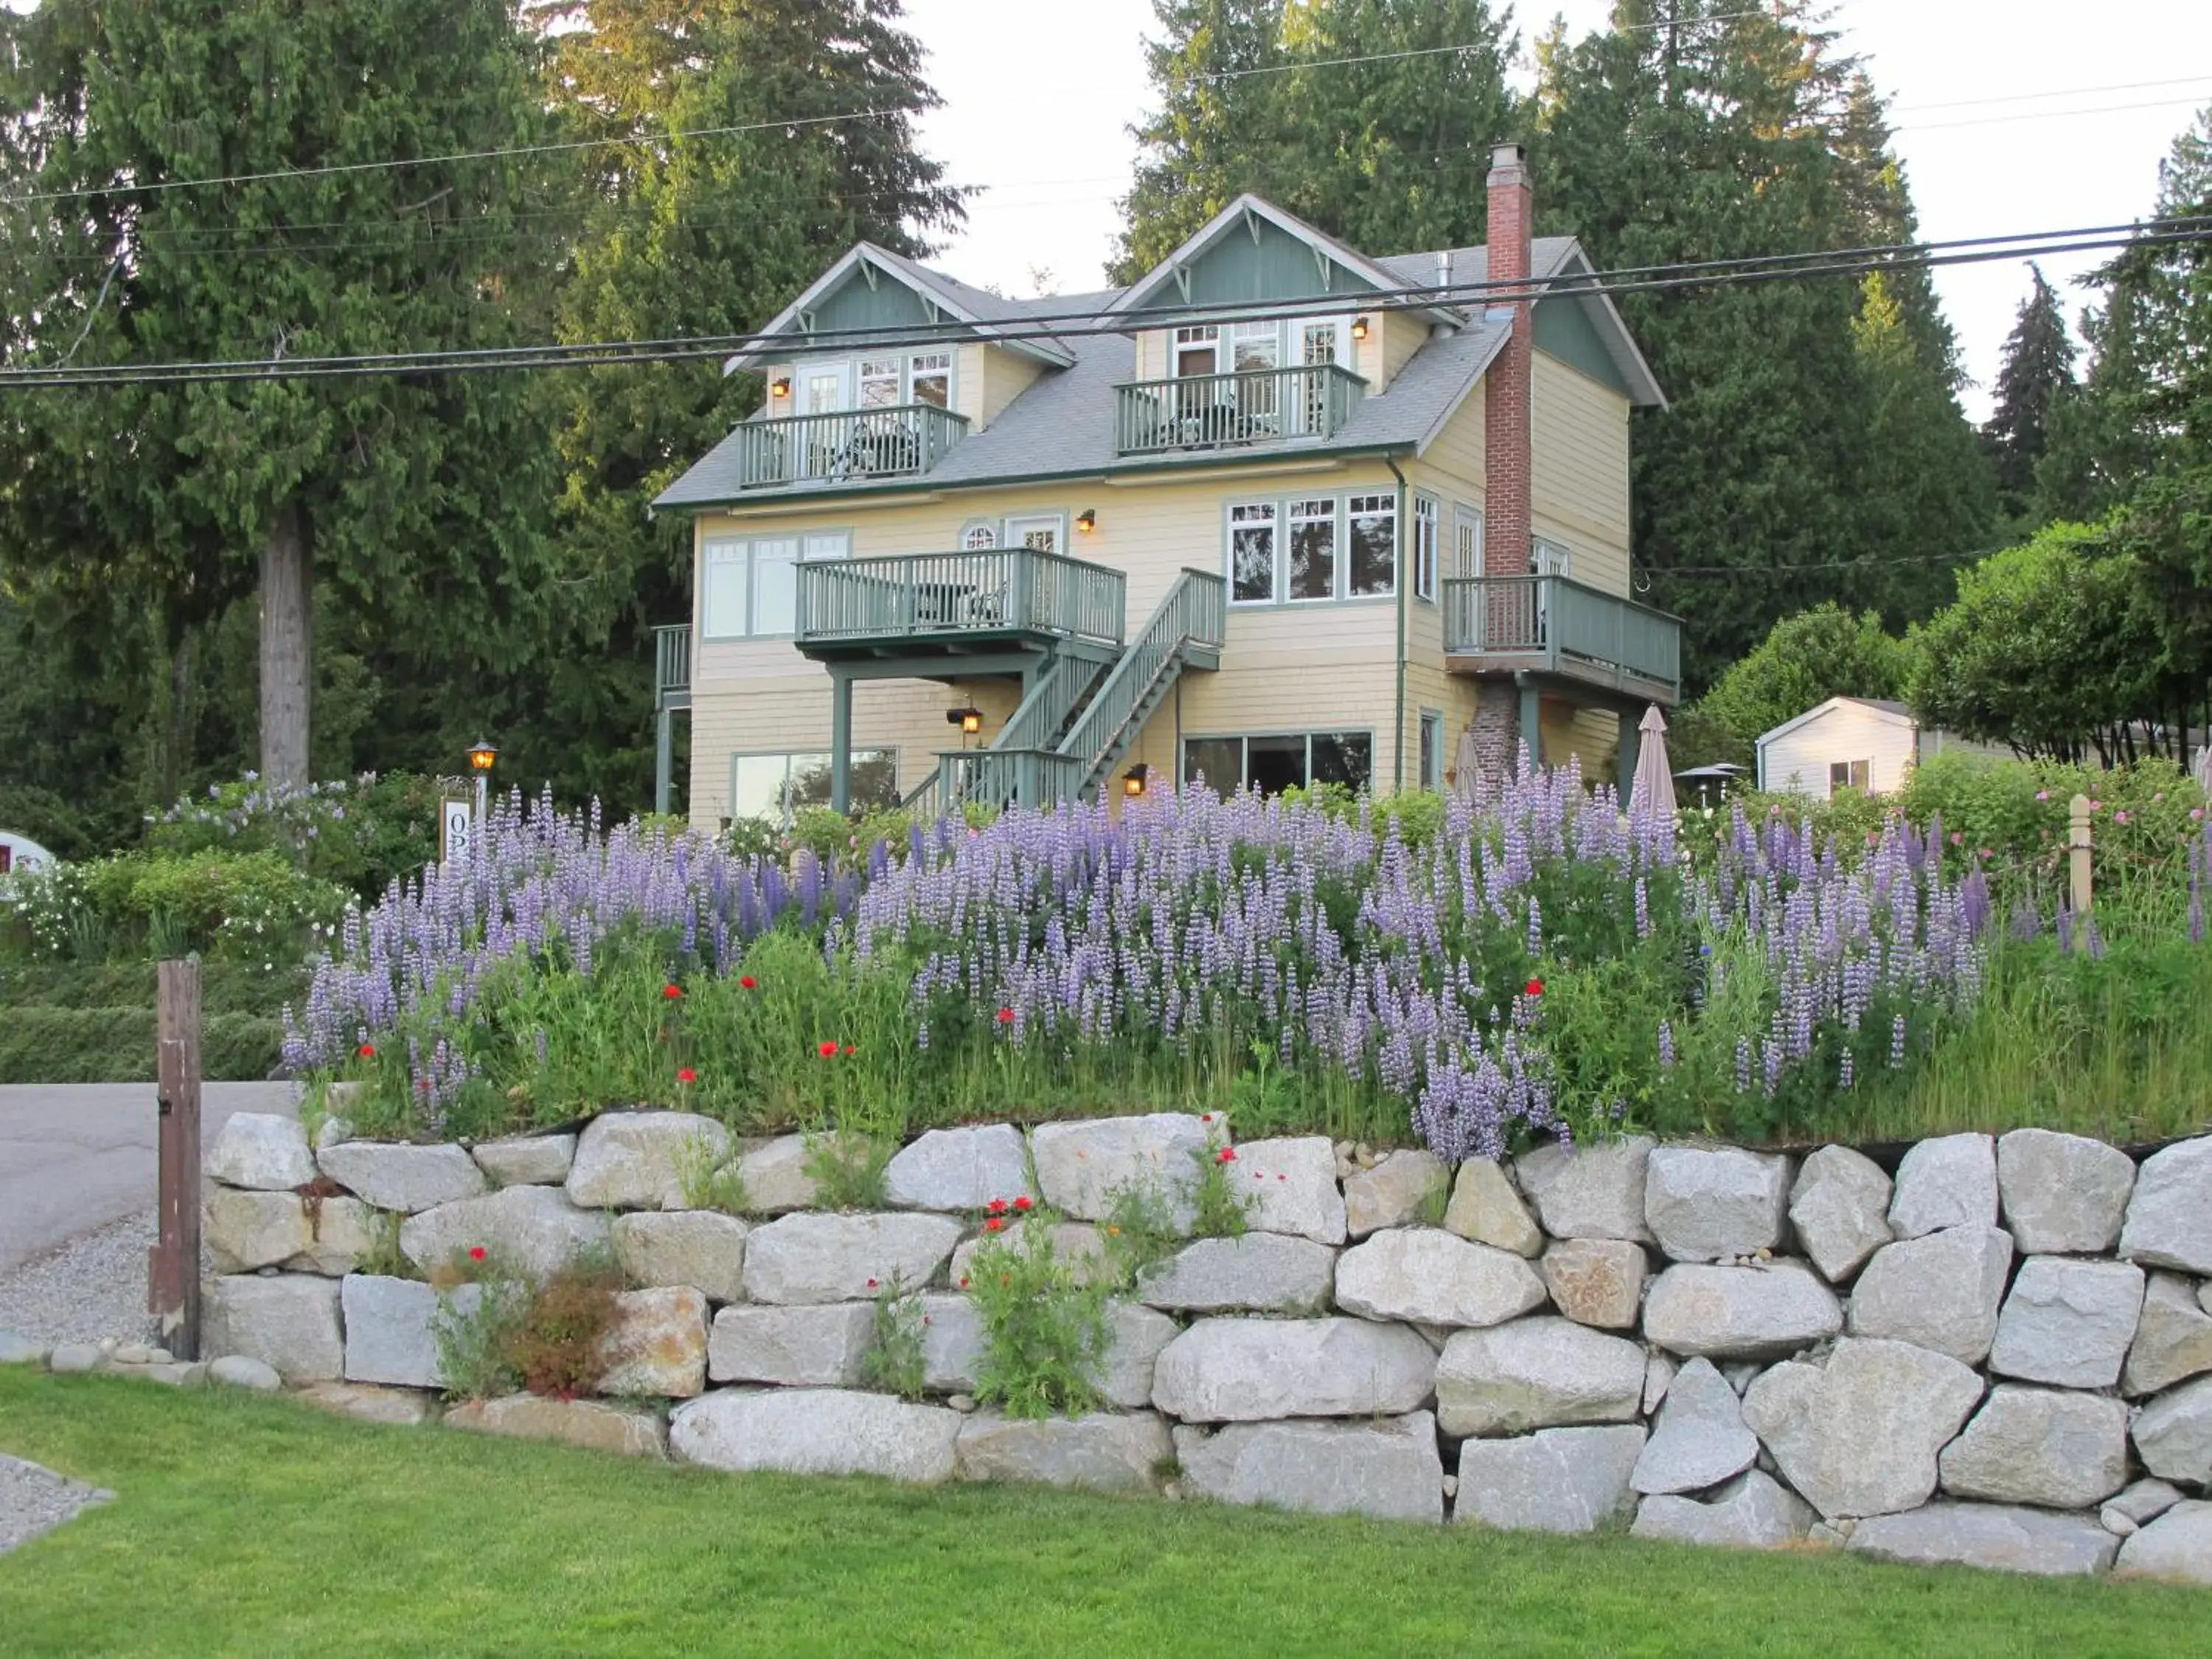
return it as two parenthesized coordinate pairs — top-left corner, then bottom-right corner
(0, 1007), (285, 1084)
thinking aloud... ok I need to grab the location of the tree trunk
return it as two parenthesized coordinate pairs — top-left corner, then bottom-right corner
(160, 627), (196, 807)
(258, 501), (312, 790)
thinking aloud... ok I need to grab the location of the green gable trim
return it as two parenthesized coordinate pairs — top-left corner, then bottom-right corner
(787, 266), (961, 350)
(1534, 296), (1631, 396)
(1125, 212), (1382, 313)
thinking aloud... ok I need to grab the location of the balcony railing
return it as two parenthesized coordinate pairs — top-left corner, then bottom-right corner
(1442, 574), (1682, 698)
(796, 548), (1126, 648)
(654, 623), (692, 709)
(730, 403), (969, 489)
(1113, 364), (1366, 457)
(935, 748), (1088, 813)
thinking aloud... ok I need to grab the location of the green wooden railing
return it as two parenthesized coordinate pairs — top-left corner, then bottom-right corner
(1113, 364), (1365, 456)
(731, 403), (969, 488)
(1061, 568), (1226, 795)
(654, 624), (692, 709)
(934, 748), (1088, 813)
(1441, 574), (1682, 698)
(796, 548), (1125, 647)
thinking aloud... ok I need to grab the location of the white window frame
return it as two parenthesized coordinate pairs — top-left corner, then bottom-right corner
(1454, 504), (1485, 580)
(1346, 492), (1397, 599)
(1003, 513), (1067, 555)
(1285, 495), (1340, 605)
(960, 521), (998, 551)
(702, 534), (839, 641)
(1172, 324), (1221, 378)
(1225, 501), (1279, 606)
(1413, 493), (1441, 603)
(908, 349), (954, 409)
(702, 538), (748, 639)
(729, 747), (899, 826)
(1534, 536), (1573, 579)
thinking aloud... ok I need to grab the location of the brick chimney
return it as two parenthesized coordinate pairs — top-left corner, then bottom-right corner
(1483, 142), (1534, 579)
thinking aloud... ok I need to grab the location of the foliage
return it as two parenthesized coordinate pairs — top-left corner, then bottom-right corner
(432, 1253), (624, 1402)
(1905, 524), (2179, 765)
(1099, 1177), (1183, 1285)
(801, 1133), (892, 1211)
(1192, 1141), (1254, 1239)
(673, 1134), (751, 1217)
(0, 1007), (285, 1085)
(1981, 265), (2077, 524)
(1530, 4), (1994, 686)
(858, 1273), (927, 1402)
(2, 850), (349, 965)
(145, 773), (448, 903)
(0, 0), (570, 787)
(965, 1206), (1113, 1419)
(285, 775), (2012, 1153)
(1694, 604), (1907, 765)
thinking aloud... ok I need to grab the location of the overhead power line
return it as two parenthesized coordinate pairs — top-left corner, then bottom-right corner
(0, 106), (908, 209)
(1, 217), (2205, 390)
(1201, 9), (1778, 80)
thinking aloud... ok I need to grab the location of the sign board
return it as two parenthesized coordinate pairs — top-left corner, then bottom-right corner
(439, 799), (476, 863)
(0, 831), (57, 877)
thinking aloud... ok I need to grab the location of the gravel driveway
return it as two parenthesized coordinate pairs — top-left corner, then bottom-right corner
(0, 1454), (112, 1557)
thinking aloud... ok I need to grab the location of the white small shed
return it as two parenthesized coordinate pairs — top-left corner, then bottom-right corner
(1755, 698), (2002, 801)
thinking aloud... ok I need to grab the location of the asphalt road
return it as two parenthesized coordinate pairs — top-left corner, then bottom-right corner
(0, 1082), (299, 1274)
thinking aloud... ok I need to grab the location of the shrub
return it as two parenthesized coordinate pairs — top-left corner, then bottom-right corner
(965, 1206), (1113, 1419)
(146, 771), (448, 902)
(4, 849), (349, 964)
(431, 1252), (624, 1402)
(0, 1006), (285, 1084)
(858, 1274), (927, 1402)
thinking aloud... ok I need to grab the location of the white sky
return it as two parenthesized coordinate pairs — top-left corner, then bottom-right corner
(904, 0), (2212, 420)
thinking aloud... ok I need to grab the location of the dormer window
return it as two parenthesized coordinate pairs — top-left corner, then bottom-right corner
(911, 352), (953, 409)
(858, 357), (902, 408)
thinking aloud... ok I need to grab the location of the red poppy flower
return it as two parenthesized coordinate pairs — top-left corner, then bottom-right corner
(818, 1040), (838, 1057)
(1524, 978), (1545, 998)
(356, 1043), (376, 1059)
(866, 1279), (878, 1290)
(1217, 1147), (1237, 1164)
(987, 1198), (1009, 1215)
(663, 983), (684, 1000)
(843, 1044), (856, 1056)
(1012, 1196), (1033, 1212)
(984, 1217), (1004, 1232)
(468, 1247), (487, 1262)
(739, 975), (757, 990)
(995, 1006), (1015, 1025)
(959, 1276), (970, 1290)
(676, 1068), (698, 1085)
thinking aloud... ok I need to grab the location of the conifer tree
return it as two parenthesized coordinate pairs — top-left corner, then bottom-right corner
(1980, 266), (2076, 519)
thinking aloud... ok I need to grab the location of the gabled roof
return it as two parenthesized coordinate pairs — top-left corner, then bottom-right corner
(1540, 245), (1667, 408)
(1757, 696), (1916, 749)
(1105, 194), (1464, 327)
(723, 242), (1074, 374)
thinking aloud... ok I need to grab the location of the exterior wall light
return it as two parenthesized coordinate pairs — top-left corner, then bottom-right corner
(947, 705), (983, 735)
(771, 375), (792, 399)
(1075, 509), (1097, 533)
(1350, 316), (1370, 341)
(1122, 763), (1148, 799)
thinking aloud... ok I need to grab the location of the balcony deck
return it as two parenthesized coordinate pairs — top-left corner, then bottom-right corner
(795, 548), (1126, 667)
(728, 403), (968, 490)
(1442, 575), (1682, 703)
(654, 624), (692, 711)
(1113, 363), (1364, 458)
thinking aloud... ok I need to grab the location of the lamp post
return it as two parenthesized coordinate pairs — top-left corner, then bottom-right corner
(467, 740), (498, 838)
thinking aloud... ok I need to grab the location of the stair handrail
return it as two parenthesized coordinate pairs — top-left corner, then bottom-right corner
(991, 655), (1106, 758)
(1058, 568), (1225, 792)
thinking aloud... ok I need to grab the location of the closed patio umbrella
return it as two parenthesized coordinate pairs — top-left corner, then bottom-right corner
(1629, 703), (1676, 817)
(2196, 742), (2212, 796)
(1451, 728), (1484, 804)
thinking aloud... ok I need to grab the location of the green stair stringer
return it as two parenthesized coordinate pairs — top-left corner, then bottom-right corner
(1056, 568), (1226, 801)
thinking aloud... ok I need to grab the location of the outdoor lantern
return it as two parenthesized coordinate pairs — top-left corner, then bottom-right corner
(1075, 509), (1097, 534)
(467, 740), (498, 838)
(771, 375), (792, 399)
(1350, 316), (1370, 341)
(947, 705), (983, 737)
(1122, 763), (1148, 799)
(468, 741), (498, 774)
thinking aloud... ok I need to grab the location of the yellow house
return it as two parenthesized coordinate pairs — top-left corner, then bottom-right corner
(652, 146), (1676, 827)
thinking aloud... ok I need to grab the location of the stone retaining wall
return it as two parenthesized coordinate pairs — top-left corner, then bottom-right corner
(152, 1113), (2212, 1582)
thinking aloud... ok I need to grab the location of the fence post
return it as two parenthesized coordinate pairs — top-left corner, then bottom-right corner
(2068, 793), (2095, 916)
(149, 958), (204, 1360)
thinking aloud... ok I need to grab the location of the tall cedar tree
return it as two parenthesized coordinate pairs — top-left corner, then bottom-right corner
(526, 0), (964, 810)
(1980, 265), (2076, 521)
(0, 0), (566, 791)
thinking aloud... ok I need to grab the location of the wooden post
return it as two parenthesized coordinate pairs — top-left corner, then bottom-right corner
(2069, 793), (2095, 916)
(149, 959), (204, 1360)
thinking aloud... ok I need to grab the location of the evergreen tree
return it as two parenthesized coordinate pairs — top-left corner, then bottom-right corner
(1980, 265), (2076, 519)
(529, 0), (964, 810)
(0, 0), (568, 791)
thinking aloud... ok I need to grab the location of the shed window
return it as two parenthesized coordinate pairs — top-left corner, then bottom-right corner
(1829, 759), (1871, 793)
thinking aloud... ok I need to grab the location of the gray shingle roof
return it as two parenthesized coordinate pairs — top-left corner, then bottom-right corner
(654, 231), (1630, 512)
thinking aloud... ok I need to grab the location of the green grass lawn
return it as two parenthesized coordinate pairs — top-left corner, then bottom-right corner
(0, 1372), (2202, 1658)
